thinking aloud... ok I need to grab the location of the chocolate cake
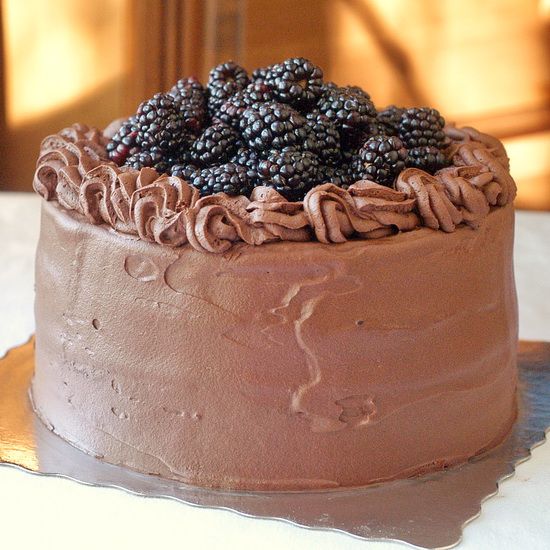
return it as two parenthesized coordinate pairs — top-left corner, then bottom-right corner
(30, 58), (518, 490)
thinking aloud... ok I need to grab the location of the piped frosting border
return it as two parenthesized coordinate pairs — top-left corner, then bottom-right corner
(33, 123), (516, 253)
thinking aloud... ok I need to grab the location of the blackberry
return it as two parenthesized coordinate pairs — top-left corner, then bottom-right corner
(240, 101), (309, 152)
(106, 117), (139, 165)
(230, 146), (261, 181)
(368, 119), (393, 136)
(376, 105), (404, 134)
(207, 61), (249, 113)
(305, 112), (341, 165)
(340, 131), (367, 164)
(320, 81), (338, 93)
(169, 76), (208, 135)
(257, 149), (320, 200)
(263, 57), (323, 108)
(125, 150), (169, 174)
(231, 146), (261, 168)
(406, 146), (449, 174)
(188, 163), (253, 197)
(252, 64), (272, 81)
(170, 164), (200, 181)
(352, 135), (408, 186)
(191, 122), (240, 166)
(135, 93), (186, 154)
(317, 86), (376, 133)
(165, 148), (195, 170)
(215, 82), (274, 129)
(320, 164), (356, 189)
(348, 86), (374, 101)
(398, 107), (447, 149)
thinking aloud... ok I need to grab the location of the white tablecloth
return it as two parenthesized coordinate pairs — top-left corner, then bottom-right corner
(1, 192), (549, 550)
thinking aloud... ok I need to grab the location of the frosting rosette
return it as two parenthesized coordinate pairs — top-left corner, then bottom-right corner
(303, 181), (419, 243)
(435, 165), (491, 228)
(396, 168), (464, 232)
(31, 122), (517, 253)
(246, 187), (310, 242)
(448, 142), (516, 207)
(186, 188), (310, 253)
(444, 125), (509, 169)
(131, 175), (198, 247)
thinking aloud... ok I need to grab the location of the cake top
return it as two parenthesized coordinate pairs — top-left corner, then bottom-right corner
(33, 57), (516, 253)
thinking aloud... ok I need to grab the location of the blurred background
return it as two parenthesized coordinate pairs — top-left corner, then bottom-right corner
(0, 0), (549, 209)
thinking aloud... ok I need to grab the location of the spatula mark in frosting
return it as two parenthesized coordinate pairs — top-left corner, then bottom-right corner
(132, 296), (199, 319)
(336, 395), (377, 428)
(164, 258), (242, 319)
(258, 259), (364, 432)
(124, 255), (160, 282)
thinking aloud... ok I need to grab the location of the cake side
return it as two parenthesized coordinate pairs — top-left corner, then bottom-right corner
(31, 200), (518, 490)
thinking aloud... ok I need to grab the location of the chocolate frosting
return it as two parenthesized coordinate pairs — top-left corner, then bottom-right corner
(32, 122), (517, 253)
(32, 200), (518, 489)
(304, 181), (418, 242)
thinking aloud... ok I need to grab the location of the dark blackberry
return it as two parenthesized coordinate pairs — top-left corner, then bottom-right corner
(305, 112), (341, 165)
(125, 150), (169, 174)
(170, 164), (200, 181)
(188, 163), (253, 197)
(231, 146), (260, 167)
(207, 61), (249, 113)
(317, 86), (376, 133)
(165, 148), (195, 169)
(240, 101), (309, 152)
(257, 149), (320, 200)
(263, 57), (323, 108)
(319, 164), (356, 189)
(169, 76), (208, 135)
(215, 82), (274, 129)
(320, 81), (338, 93)
(191, 122), (240, 166)
(352, 135), (408, 186)
(230, 146), (261, 181)
(135, 93), (186, 154)
(376, 105), (404, 134)
(406, 146), (449, 174)
(348, 86), (373, 101)
(368, 119), (393, 136)
(252, 65), (272, 81)
(398, 107), (447, 149)
(340, 131), (367, 164)
(106, 117), (139, 165)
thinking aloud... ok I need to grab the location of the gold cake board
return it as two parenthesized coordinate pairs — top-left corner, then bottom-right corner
(1, 339), (549, 550)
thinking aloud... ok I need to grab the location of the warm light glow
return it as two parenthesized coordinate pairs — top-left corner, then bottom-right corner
(327, 0), (548, 120)
(3, 0), (126, 126)
(540, 0), (550, 17)
(503, 132), (550, 209)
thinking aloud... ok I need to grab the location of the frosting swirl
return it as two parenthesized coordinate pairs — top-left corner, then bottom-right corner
(32, 122), (517, 253)
(395, 169), (463, 232)
(448, 142), (516, 206)
(304, 181), (419, 243)
(132, 176), (199, 246)
(435, 165), (491, 228)
(445, 125), (509, 169)
(187, 189), (311, 253)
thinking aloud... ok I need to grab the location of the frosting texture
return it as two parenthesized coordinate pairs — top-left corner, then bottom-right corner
(33, 123), (516, 252)
(32, 200), (518, 490)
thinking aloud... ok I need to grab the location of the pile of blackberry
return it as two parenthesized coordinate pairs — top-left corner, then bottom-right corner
(107, 58), (450, 199)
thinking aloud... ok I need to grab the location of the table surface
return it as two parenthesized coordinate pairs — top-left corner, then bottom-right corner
(1, 192), (549, 550)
